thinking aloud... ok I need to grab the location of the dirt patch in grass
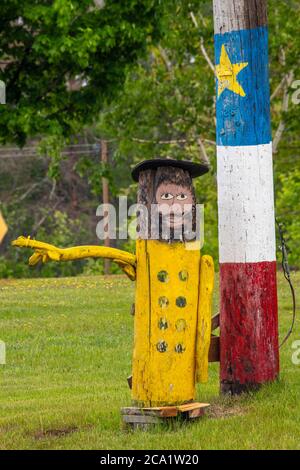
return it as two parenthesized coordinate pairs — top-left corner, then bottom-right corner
(34, 426), (79, 440)
(208, 400), (248, 419)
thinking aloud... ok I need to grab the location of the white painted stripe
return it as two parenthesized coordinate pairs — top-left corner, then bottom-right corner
(217, 143), (276, 263)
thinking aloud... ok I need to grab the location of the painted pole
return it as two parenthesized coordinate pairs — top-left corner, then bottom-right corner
(213, 0), (279, 393)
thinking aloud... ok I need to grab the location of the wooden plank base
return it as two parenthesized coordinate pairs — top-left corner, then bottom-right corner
(121, 402), (210, 429)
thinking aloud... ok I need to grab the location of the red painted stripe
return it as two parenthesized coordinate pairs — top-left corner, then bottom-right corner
(220, 261), (279, 392)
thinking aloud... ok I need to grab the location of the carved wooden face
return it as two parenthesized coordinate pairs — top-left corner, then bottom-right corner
(155, 183), (194, 229)
(137, 165), (197, 242)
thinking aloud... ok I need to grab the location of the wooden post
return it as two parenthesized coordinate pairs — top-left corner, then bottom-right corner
(213, 0), (279, 393)
(130, 159), (214, 408)
(101, 139), (110, 275)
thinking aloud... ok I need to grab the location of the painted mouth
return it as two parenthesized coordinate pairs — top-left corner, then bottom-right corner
(161, 211), (193, 228)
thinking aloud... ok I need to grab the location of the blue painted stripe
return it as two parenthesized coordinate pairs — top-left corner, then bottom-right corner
(215, 26), (271, 147)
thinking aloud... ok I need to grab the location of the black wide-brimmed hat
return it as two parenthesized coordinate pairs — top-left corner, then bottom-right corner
(131, 158), (209, 182)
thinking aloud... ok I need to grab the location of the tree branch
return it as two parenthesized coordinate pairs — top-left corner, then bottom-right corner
(18, 178), (48, 202)
(158, 45), (173, 73)
(32, 200), (60, 234)
(196, 137), (210, 164)
(271, 74), (288, 101)
(273, 70), (294, 154)
(189, 11), (216, 76)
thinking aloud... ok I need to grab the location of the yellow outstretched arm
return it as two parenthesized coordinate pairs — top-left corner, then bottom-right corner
(12, 236), (136, 281)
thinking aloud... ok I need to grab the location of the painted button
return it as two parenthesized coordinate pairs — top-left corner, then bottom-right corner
(158, 318), (168, 330)
(175, 343), (186, 353)
(157, 341), (168, 353)
(178, 270), (188, 281)
(157, 270), (169, 282)
(159, 296), (169, 308)
(176, 296), (187, 308)
(175, 319), (187, 332)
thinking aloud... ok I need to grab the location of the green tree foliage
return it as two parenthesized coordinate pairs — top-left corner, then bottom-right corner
(0, 0), (163, 146)
(276, 169), (300, 267)
(268, 1), (300, 266)
(1, 0), (300, 276)
(0, 151), (94, 277)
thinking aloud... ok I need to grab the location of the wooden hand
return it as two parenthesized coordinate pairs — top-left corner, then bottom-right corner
(12, 237), (64, 265)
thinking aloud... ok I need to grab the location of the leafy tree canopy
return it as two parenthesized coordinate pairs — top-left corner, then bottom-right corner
(0, 0), (163, 145)
(1, 0), (300, 274)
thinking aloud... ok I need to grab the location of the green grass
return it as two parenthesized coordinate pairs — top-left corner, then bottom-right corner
(0, 272), (299, 450)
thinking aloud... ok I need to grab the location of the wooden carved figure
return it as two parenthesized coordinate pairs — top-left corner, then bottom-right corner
(13, 158), (214, 423)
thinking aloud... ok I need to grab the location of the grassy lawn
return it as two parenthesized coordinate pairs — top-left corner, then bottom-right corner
(0, 272), (299, 450)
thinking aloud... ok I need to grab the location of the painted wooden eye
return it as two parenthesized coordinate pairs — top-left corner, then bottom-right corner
(161, 193), (174, 200)
(176, 193), (188, 201)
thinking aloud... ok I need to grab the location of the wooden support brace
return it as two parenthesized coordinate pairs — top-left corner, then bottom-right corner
(208, 335), (220, 363)
(121, 402), (210, 428)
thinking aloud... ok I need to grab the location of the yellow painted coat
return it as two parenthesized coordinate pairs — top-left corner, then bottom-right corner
(132, 240), (214, 407)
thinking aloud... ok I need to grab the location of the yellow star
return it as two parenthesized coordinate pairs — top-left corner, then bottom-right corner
(215, 44), (248, 98)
